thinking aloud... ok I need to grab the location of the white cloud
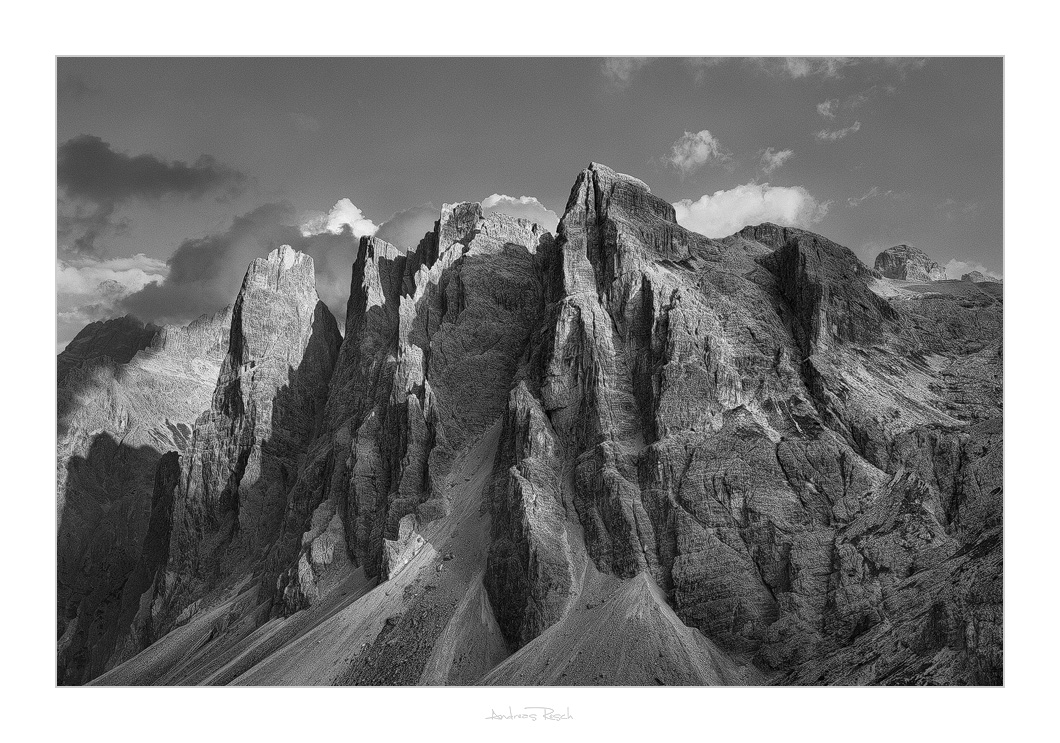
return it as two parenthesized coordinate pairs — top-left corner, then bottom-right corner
(673, 183), (830, 238)
(760, 148), (794, 174)
(685, 57), (725, 83)
(879, 57), (928, 77)
(667, 130), (728, 174)
(299, 198), (378, 237)
(817, 99), (838, 118)
(944, 259), (1002, 281)
(937, 198), (979, 221)
(758, 57), (855, 79)
(602, 57), (652, 87)
(57, 253), (168, 298)
(817, 86), (887, 123)
(815, 121), (862, 141)
(847, 186), (897, 207)
(57, 253), (170, 349)
(481, 194), (559, 232)
(756, 57), (924, 80)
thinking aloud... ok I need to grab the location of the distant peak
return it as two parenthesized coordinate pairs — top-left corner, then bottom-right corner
(961, 270), (1001, 284)
(874, 243), (945, 282)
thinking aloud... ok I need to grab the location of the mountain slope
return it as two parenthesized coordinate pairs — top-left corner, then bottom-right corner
(64, 163), (1002, 686)
(57, 308), (232, 685)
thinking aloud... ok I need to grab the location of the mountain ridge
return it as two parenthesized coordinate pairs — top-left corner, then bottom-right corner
(59, 163), (1002, 686)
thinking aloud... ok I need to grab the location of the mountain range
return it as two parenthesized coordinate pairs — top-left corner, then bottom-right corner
(56, 163), (1003, 686)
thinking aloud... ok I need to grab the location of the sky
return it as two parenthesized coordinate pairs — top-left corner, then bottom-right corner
(56, 56), (1003, 349)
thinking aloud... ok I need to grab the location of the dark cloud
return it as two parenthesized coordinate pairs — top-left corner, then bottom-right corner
(375, 203), (439, 250)
(57, 135), (246, 254)
(121, 202), (360, 328)
(58, 134), (245, 204)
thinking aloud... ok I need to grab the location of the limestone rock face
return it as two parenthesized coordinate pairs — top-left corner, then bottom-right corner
(874, 244), (947, 281)
(477, 163), (1001, 681)
(64, 163), (1002, 687)
(148, 245), (342, 633)
(56, 307), (231, 685)
(273, 204), (554, 612)
(484, 382), (574, 647)
(962, 270), (1001, 284)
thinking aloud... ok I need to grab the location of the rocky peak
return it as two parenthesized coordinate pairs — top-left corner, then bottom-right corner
(57, 315), (159, 384)
(962, 270), (1001, 284)
(221, 246), (333, 404)
(155, 243), (341, 626)
(70, 163), (1002, 689)
(874, 244), (947, 281)
(150, 306), (232, 358)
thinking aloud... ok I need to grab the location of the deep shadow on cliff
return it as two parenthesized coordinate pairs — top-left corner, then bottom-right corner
(68, 164), (1002, 687)
(57, 433), (162, 685)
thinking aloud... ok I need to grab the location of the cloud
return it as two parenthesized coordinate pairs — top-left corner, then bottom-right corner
(937, 198), (979, 221)
(104, 187), (560, 333)
(815, 121), (862, 141)
(755, 57), (926, 80)
(56, 253), (169, 349)
(300, 198), (378, 237)
(121, 202), (364, 328)
(375, 203), (440, 250)
(112, 190), (558, 332)
(57, 253), (169, 296)
(685, 57), (726, 83)
(667, 130), (729, 175)
(58, 134), (245, 207)
(847, 186), (896, 207)
(817, 86), (891, 124)
(673, 183), (830, 238)
(481, 194), (559, 232)
(57, 135), (246, 254)
(944, 259), (1002, 281)
(120, 203), (293, 325)
(878, 57), (928, 77)
(757, 57), (855, 79)
(602, 57), (652, 87)
(372, 195), (558, 251)
(759, 148), (794, 174)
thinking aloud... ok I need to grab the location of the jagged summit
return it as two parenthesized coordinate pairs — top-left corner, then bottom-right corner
(874, 243), (947, 281)
(57, 314), (159, 383)
(61, 163), (1002, 687)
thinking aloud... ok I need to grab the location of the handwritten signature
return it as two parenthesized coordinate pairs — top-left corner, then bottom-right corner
(486, 707), (573, 721)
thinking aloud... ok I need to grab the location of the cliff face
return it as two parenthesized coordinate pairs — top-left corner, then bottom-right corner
(64, 164), (1002, 686)
(142, 246), (342, 640)
(272, 204), (554, 612)
(56, 307), (232, 685)
(57, 315), (159, 385)
(478, 164), (1000, 681)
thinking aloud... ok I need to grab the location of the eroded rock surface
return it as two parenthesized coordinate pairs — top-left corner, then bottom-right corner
(477, 164), (1001, 682)
(63, 164), (1002, 686)
(146, 246), (342, 637)
(57, 307), (232, 685)
(874, 244), (947, 282)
